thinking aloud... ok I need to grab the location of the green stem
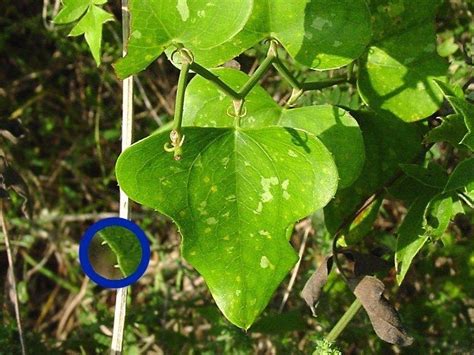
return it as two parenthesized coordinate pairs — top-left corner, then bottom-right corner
(167, 56), (191, 159)
(273, 58), (302, 90)
(237, 40), (278, 97)
(173, 61), (190, 132)
(326, 299), (362, 343)
(190, 62), (241, 99)
(302, 77), (349, 91)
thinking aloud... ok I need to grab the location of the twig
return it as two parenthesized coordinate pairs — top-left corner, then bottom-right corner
(111, 1), (134, 353)
(0, 201), (26, 355)
(278, 225), (311, 313)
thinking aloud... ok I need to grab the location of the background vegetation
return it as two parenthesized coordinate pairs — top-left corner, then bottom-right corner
(1, 0), (473, 353)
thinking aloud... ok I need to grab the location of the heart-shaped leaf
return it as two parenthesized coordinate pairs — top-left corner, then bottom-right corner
(116, 126), (338, 328)
(358, 0), (447, 121)
(184, 68), (365, 188)
(184, 0), (372, 69)
(114, 0), (253, 79)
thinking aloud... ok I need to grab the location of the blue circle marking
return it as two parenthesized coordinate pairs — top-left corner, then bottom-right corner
(79, 217), (150, 289)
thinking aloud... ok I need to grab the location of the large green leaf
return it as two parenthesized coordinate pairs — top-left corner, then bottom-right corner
(324, 109), (424, 234)
(116, 126), (338, 328)
(186, 0), (372, 69)
(114, 0), (253, 79)
(98, 226), (142, 277)
(184, 68), (365, 188)
(358, 0), (447, 121)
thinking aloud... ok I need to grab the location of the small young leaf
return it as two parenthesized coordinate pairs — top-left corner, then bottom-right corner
(301, 256), (333, 316)
(68, 5), (114, 66)
(53, 0), (90, 24)
(348, 276), (413, 346)
(116, 126), (338, 328)
(434, 80), (474, 151)
(98, 226), (143, 277)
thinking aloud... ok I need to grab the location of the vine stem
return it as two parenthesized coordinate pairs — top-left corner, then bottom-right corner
(326, 299), (362, 343)
(0, 201), (26, 355)
(111, 0), (134, 353)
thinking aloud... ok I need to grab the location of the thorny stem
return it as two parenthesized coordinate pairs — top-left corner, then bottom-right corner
(326, 299), (363, 343)
(0, 201), (26, 355)
(112, 0), (134, 353)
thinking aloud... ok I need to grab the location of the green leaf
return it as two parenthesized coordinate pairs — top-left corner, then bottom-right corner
(345, 198), (383, 245)
(324, 109), (424, 234)
(400, 163), (448, 189)
(437, 36), (459, 57)
(444, 158), (474, 193)
(423, 195), (453, 239)
(114, 0), (253, 79)
(395, 191), (437, 284)
(68, 5), (114, 66)
(425, 114), (469, 148)
(184, 68), (365, 188)
(98, 226), (143, 276)
(53, 0), (91, 24)
(358, 0), (447, 121)
(185, 0), (372, 69)
(434, 80), (474, 151)
(116, 126), (338, 328)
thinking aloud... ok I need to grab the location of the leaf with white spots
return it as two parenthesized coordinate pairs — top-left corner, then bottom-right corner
(358, 0), (447, 121)
(183, 0), (372, 69)
(114, 0), (253, 79)
(116, 126), (338, 328)
(184, 68), (365, 188)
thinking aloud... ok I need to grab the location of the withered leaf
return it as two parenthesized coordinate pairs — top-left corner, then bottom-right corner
(0, 156), (32, 218)
(301, 256), (333, 316)
(349, 276), (413, 346)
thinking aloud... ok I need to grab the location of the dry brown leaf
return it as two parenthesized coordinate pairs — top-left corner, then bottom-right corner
(301, 256), (333, 316)
(349, 276), (414, 346)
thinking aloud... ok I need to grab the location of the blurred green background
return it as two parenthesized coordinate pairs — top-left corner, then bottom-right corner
(0, 0), (473, 354)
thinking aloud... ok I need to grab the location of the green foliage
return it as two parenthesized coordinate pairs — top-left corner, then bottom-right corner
(39, 0), (473, 349)
(114, 0), (254, 79)
(181, 0), (372, 70)
(324, 109), (424, 234)
(97, 226), (142, 276)
(116, 126), (338, 328)
(358, 0), (447, 121)
(184, 68), (365, 188)
(53, 0), (114, 65)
